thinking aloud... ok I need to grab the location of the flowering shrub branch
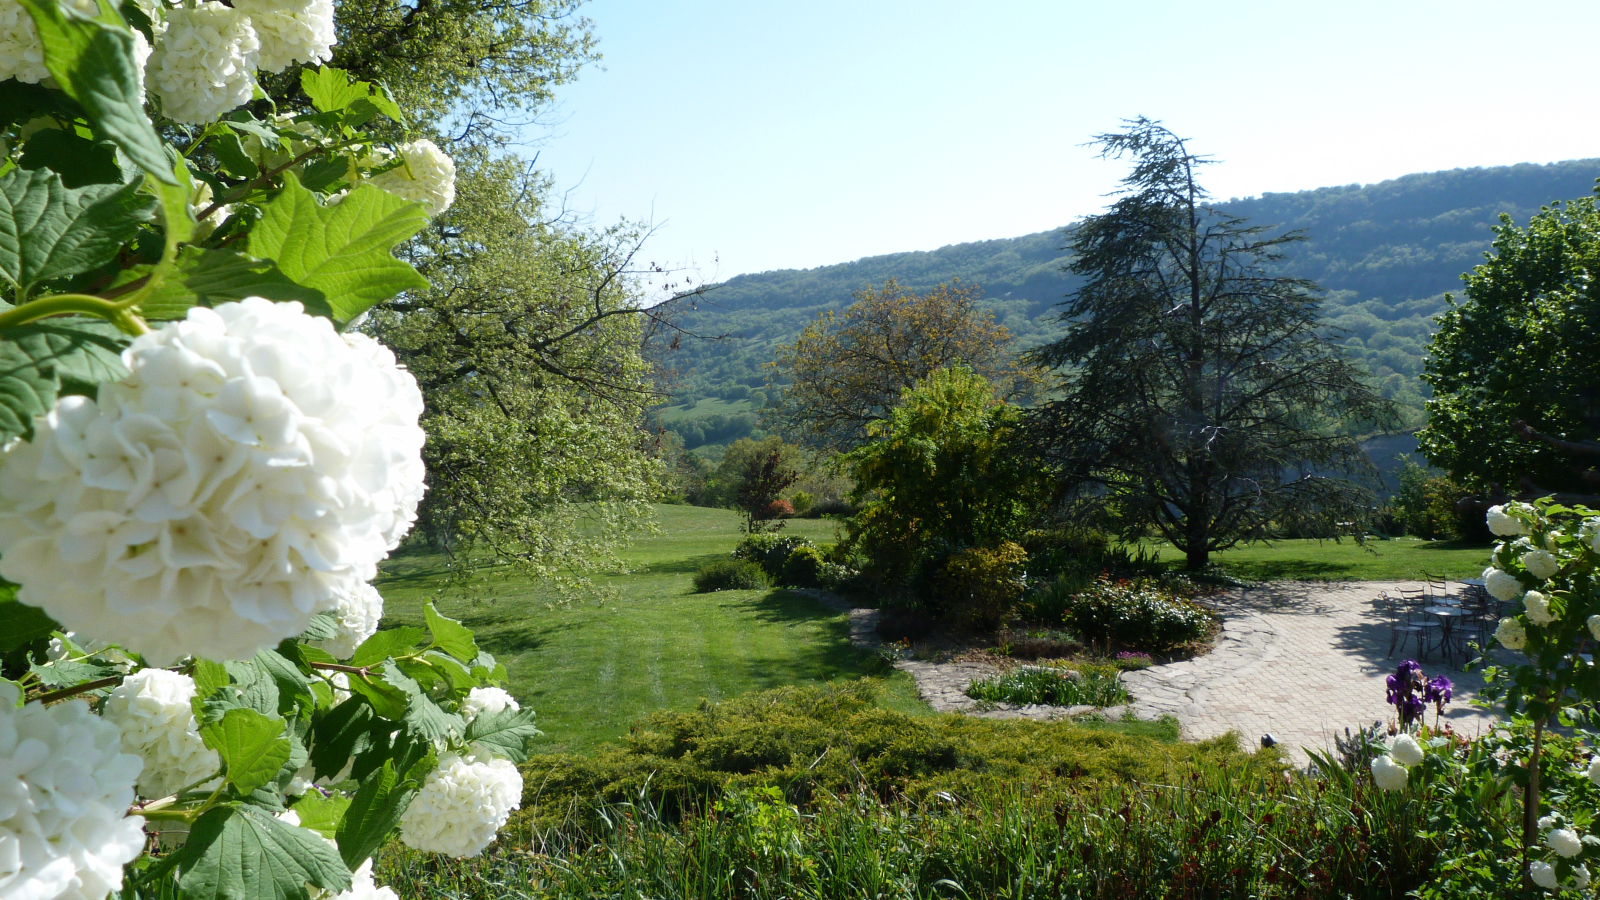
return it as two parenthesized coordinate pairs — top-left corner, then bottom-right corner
(0, 4), (535, 900)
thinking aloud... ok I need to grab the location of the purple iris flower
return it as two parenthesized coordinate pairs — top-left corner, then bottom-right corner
(1425, 675), (1453, 712)
(1388, 660), (1433, 729)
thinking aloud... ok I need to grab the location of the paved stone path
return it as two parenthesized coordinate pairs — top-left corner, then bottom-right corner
(1120, 581), (1502, 762)
(814, 582), (1505, 762)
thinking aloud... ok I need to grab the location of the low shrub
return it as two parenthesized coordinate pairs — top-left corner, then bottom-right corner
(789, 491), (814, 514)
(692, 558), (766, 592)
(733, 533), (815, 579)
(1017, 569), (1097, 626)
(966, 665), (1129, 707)
(801, 496), (855, 518)
(1060, 576), (1214, 652)
(512, 680), (1248, 828)
(762, 498), (795, 519)
(1019, 525), (1111, 577)
(781, 544), (826, 588)
(929, 542), (1028, 629)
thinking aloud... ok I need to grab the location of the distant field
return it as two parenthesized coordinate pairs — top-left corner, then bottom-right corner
(654, 397), (754, 423)
(373, 506), (913, 754)
(1142, 536), (1493, 582)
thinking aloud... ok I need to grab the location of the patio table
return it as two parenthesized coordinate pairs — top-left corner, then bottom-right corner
(1425, 606), (1470, 667)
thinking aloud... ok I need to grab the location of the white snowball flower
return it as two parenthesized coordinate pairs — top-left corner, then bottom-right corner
(1370, 754), (1409, 791)
(309, 583), (384, 660)
(1588, 756), (1600, 788)
(1523, 549), (1561, 581)
(1495, 617), (1527, 650)
(1590, 615), (1600, 643)
(460, 687), (518, 725)
(1524, 591), (1556, 627)
(0, 299), (426, 664)
(0, 682), (146, 900)
(1530, 860), (1559, 890)
(332, 860), (397, 900)
(231, 0), (334, 72)
(1549, 828), (1584, 858)
(147, 3), (260, 126)
(1577, 864), (1592, 890)
(398, 752), (521, 857)
(0, 0), (97, 84)
(1388, 734), (1425, 767)
(368, 140), (456, 217)
(1484, 567), (1523, 603)
(1487, 504), (1528, 537)
(102, 669), (218, 799)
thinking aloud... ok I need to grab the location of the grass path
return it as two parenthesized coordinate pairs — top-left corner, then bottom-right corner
(375, 507), (920, 754)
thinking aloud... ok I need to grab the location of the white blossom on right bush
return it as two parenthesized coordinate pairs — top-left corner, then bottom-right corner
(1530, 860), (1559, 890)
(1524, 591), (1556, 627)
(0, 299), (427, 664)
(460, 687), (518, 724)
(1484, 567), (1523, 603)
(1495, 617), (1528, 650)
(1388, 734), (1424, 767)
(397, 752), (521, 857)
(147, 3), (260, 125)
(0, 683), (146, 900)
(1370, 754), (1409, 791)
(1548, 827), (1584, 858)
(368, 140), (457, 217)
(232, 0), (335, 72)
(1487, 504), (1529, 537)
(101, 669), (217, 799)
(1523, 549), (1562, 580)
(309, 583), (384, 660)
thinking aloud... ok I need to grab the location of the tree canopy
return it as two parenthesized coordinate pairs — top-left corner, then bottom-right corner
(1026, 119), (1393, 570)
(368, 154), (664, 577)
(767, 278), (1035, 453)
(1419, 195), (1600, 499)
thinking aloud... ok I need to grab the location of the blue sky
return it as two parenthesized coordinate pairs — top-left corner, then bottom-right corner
(525, 1), (1600, 284)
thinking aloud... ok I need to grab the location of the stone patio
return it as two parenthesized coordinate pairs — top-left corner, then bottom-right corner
(831, 582), (1505, 762)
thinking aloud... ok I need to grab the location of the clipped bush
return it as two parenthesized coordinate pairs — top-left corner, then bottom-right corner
(930, 542), (1028, 630)
(1061, 576), (1214, 652)
(789, 491), (814, 514)
(692, 559), (767, 593)
(733, 533), (815, 579)
(781, 544), (826, 588)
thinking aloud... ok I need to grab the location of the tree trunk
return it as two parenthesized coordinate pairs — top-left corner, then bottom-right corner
(1523, 715), (1545, 890)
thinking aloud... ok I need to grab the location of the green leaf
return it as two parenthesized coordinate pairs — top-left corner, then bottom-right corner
(423, 602), (478, 662)
(299, 67), (402, 124)
(400, 692), (461, 744)
(29, 656), (119, 688)
(176, 805), (352, 900)
(191, 658), (231, 701)
(0, 317), (128, 442)
(335, 752), (430, 869)
(0, 167), (155, 294)
(0, 596), (57, 653)
(0, 81), (80, 131)
(297, 613), (340, 642)
(296, 156), (348, 193)
(252, 648), (313, 715)
(222, 659), (280, 717)
(139, 246), (330, 321)
(15, 0), (174, 184)
(19, 129), (120, 188)
(249, 174), (428, 323)
(463, 706), (541, 763)
(210, 131), (259, 180)
(348, 626), (426, 669)
(308, 697), (373, 781)
(341, 671), (407, 721)
(200, 707), (291, 796)
(290, 792), (350, 840)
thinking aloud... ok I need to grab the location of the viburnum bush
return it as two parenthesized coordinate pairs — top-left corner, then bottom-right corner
(0, 5), (538, 900)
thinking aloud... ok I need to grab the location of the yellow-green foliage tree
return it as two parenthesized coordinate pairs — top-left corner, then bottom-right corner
(768, 278), (1037, 452)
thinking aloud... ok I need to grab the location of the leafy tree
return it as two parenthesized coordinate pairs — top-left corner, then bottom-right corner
(1026, 119), (1393, 571)
(735, 447), (801, 533)
(261, 0), (598, 137)
(368, 156), (665, 577)
(843, 367), (1045, 594)
(700, 436), (803, 514)
(1418, 196), (1600, 500)
(1389, 462), (1465, 541)
(768, 278), (1037, 452)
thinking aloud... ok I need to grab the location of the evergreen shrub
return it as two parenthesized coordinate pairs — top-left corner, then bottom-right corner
(1060, 576), (1214, 651)
(692, 559), (767, 592)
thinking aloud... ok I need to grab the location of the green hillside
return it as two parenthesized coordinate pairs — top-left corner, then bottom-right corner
(657, 159), (1600, 456)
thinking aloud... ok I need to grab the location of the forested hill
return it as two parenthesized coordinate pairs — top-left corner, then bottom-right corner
(659, 159), (1600, 451)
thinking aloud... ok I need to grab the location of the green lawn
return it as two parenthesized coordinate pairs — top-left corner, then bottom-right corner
(653, 397), (754, 423)
(1144, 535), (1494, 581)
(374, 507), (922, 754)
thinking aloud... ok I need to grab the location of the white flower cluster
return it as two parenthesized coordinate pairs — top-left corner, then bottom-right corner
(147, 4), (261, 126)
(309, 583), (384, 660)
(1483, 566), (1523, 603)
(1530, 814), (1593, 890)
(0, 299), (426, 664)
(101, 670), (217, 799)
(1524, 590), (1556, 627)
(276, 812), (398, 900)
(0, 0), (97, 85)
(1486, 503), (1532, 537)
(232, 0), (335, 72)
(397, 752), (521, 858)
(0, 682), (145, 900)
(1495, 616), (1527, 651)
(460, 687), (518, 724)
(368, 140), (457, 217)
(1370, 734), (1423, 792)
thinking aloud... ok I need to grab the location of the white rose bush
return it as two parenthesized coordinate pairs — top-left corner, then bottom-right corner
(0, 6), (536, 900)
